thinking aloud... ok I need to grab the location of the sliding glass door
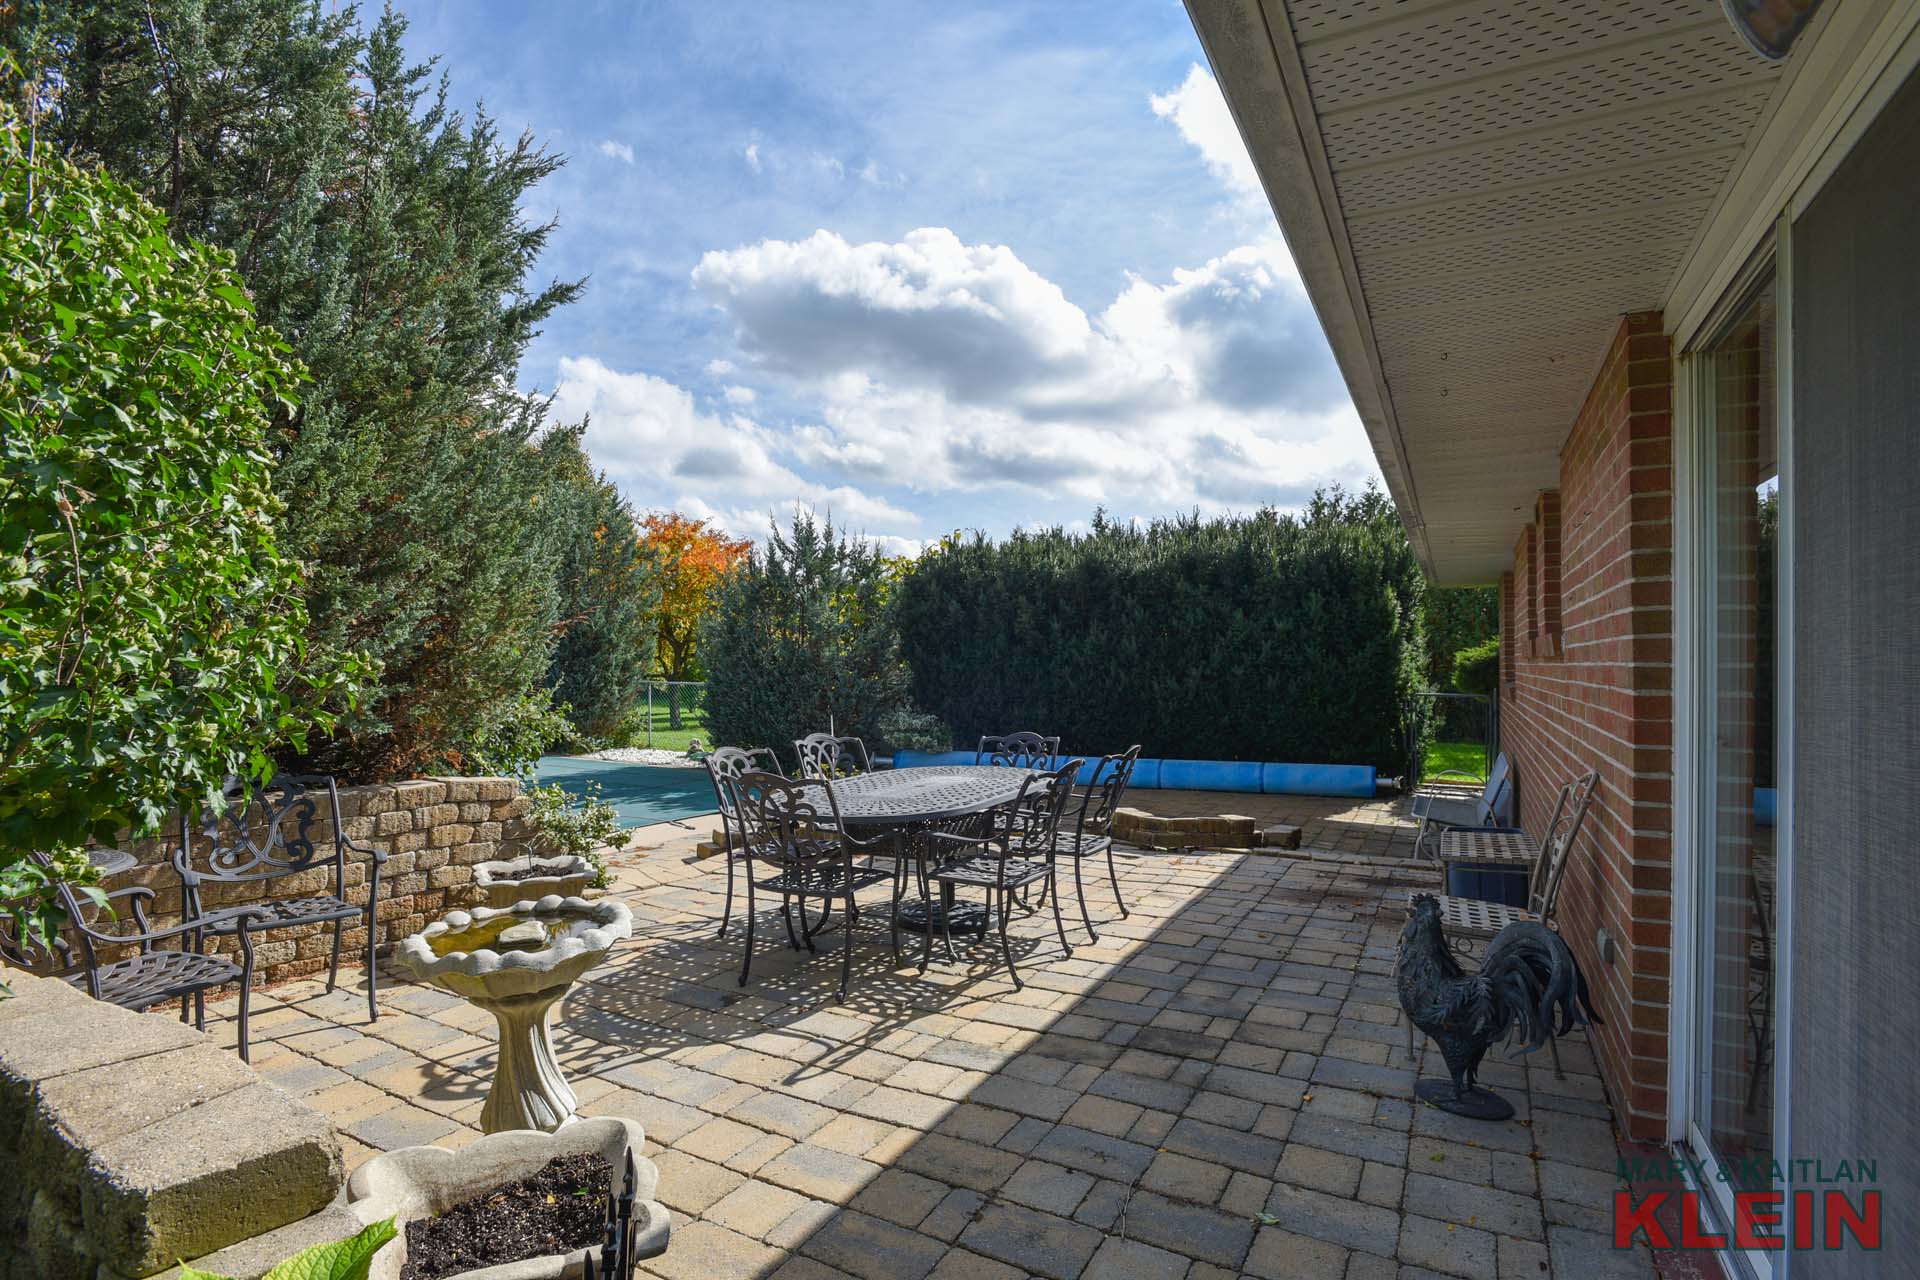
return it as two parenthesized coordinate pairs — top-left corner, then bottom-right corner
(1688, 267), (1782, 1247)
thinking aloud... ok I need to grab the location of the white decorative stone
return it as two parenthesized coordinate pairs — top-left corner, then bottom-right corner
(393, 898), (632, 1133)
(346, 1117), (669, 1279)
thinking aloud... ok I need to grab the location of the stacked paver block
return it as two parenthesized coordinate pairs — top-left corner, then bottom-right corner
(0, 971), (343, 1279)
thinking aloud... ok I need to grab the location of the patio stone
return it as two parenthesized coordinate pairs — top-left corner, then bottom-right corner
(1082, 1235), (1193, 1280)
(167, 805), (1655, 1280)
(958, 1200), (1104, 1279)
(1244, 1225), (1350, 1279)
(800, 1208), (946, 1280)
(1118, 1188), (1256, 1268)
(1398, 1212), (1497, 1279)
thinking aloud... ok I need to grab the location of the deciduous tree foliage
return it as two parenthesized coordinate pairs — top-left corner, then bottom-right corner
(0, 97), (360, 942)
(893, 489), (1428, 769)
(8, 1), (601, 778)
(638, 512), (751, 684)
(701, 513), (910, 765)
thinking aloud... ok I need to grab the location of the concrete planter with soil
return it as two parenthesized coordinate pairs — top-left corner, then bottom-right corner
(346, 1117), (669, 1279)
(469, 854), (596, 909)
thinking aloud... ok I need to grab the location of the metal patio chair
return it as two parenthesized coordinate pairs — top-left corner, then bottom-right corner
(917, 760), (1080, 989)
(174, 774), (386, 1026)
(793, 733), (873, 780)
(4, 849), (269, 1060)
(976, 732), (1061, 769)
(1042, 745), (1142, 942)
(729, 771), (892, 996)
(703, 746), (783, 939)
(1411, 751), (1515, 860)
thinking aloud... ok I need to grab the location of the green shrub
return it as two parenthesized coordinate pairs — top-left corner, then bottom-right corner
(459, 689), (578, 779)
(13, 3), (594, 781)
(701, 512), (910, 764)
(0, 93), (363, 950)
(1451, 637), (1501, 697)
(892, 488), (1427, 770)
(525, 781), (630, 888)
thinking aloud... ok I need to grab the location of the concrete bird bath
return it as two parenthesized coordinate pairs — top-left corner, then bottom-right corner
(394, 895), (632, 1134)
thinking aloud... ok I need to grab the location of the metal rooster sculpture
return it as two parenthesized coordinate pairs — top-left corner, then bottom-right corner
(1395, 893), (1599, 1120)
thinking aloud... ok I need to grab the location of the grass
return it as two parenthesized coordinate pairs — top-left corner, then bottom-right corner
(622, 696), (710, 754)
(1426, 739), (1490, 783)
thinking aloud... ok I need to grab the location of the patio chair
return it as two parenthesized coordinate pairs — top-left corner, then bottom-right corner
(5, 850), (270, 1060)
(703, 746), (783, 939)
(1042, 745), (1142, 942)
(793, 733), (873, 780)
(173, 774), (386, 1026)
(1411, 751), (1515, 860)
(976, 732), (1061, 769)
(1405, 768), (1599, 1074)
(730, 770), (893, 996)
(917, 760), (1081, 989)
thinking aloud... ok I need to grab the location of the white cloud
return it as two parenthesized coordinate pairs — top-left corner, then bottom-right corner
(743, 142), (761, 173)
(721, 385), (756, 404)
(597, 139), (635, 165)
(687, 227), (1369, 516)
(1150, 64), (1262, 204)
(552, 357), (916, 538)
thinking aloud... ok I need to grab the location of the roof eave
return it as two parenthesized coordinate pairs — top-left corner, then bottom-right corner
(1184, 0), (1435, 579)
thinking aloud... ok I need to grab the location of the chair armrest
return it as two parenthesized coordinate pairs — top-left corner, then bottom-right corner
(342, 834), (389, 865)
(919, 829), (1002, 855)
(72, 902), (268, 948)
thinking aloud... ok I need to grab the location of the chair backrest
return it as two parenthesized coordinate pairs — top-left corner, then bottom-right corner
(731, 769), (844, 863)
(1480, 753), (1515, 825)
(175, 775), (345, 891)
(1010, 760), (1083, 853)
(977, 732), (1061, 769)
(793, 733), (872, 780)
(1532, 769), (1601, 919)
(704, 747), (780, 826)
(1074, 745), (1142, 838)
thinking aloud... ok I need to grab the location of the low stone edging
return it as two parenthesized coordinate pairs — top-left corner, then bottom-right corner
(1111, 806), (1301, 852)
(0, 971), (343, 1280)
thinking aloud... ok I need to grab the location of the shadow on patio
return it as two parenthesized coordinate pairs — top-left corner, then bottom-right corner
(215, 824), (1651, 1280)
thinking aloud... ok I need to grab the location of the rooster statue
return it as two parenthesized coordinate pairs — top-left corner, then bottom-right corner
(1396, 893), (1599, 1119)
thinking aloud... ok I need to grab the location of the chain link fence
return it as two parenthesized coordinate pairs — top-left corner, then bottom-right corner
(1406, 690), (1495, 787)
(636, 680), (709, 751)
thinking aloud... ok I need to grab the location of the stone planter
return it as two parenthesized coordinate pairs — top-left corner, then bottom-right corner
(470, 854), (596, 909)
(346, 1117), (669, 1279)
(393, 897), (633, 1133)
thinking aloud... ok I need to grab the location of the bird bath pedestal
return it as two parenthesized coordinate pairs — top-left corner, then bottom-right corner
(394, 896), (632, 1134)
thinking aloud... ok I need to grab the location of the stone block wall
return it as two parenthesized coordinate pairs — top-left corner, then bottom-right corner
(100, 776), (540, 987)
(0, 971), (342, 1279)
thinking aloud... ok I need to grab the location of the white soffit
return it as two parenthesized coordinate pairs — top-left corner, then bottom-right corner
(1188, 0), (1786, 583)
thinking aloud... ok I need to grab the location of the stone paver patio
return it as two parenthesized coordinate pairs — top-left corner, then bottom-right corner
(198, 797), (1652, 1280)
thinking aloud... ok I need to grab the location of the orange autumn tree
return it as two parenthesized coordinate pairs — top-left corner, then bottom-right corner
(638, 514), (752, 697)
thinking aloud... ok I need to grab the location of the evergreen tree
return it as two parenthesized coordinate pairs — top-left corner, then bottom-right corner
(8, 1), (592, 778)
(543, 432), (661, 740)
(702, 513), (910, 762)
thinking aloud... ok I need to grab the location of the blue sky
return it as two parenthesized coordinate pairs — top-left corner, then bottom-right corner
(392, 0), (1375, 551)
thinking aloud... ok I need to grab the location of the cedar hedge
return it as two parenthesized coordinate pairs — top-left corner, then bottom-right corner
(893, 489), (1428, 771)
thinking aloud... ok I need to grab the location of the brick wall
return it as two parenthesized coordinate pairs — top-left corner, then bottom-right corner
(99, 777), (539, 986)
(1497, 312), (1674, 1140)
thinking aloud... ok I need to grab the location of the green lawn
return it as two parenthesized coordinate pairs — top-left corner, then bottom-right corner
(1426, 739), (1490, 783)
(625, 694), (710, 753)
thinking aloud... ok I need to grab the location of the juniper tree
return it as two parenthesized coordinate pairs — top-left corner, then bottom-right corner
(8, 1), (603, 777)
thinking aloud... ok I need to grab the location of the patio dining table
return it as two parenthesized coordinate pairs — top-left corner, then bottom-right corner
(793, 764), (1037, 934)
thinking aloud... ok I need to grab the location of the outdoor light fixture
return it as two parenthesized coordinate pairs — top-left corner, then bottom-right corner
(1720, 0), (1824, 59)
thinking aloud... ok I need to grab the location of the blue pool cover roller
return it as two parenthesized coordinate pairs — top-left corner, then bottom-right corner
(889, 750), (1375, 798)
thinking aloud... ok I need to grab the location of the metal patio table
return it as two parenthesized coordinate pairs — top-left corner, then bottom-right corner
(794, 765), (1036, 935)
